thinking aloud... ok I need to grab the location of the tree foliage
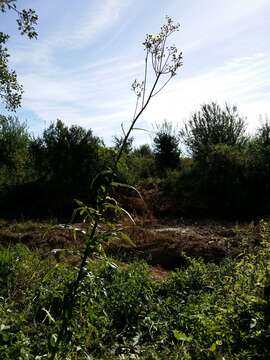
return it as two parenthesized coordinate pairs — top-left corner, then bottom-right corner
(0, 0), (38, 110)
(134, 144), (153, 157)
(255, 116), (270, 146)
(0, 33), (23, 110)
(0, 115), (30, 185)
(113, 135), (134, 154)
(31, 119), (101, 185)
(153, 120), (180, 172)
(180, 102), (246, 159)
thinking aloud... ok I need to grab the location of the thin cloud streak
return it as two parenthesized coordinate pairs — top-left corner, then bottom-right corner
(145, 53), (270, 132)
(1, 0), (268, 145)
(10, 0), (130, 69)
(45, 0), (129, 50)
(19, 53), (270, 144)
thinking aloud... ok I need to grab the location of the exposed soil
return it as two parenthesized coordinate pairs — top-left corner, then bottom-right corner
(0, 220), (259, 270)
(0, 222), (84, 254)
(108, 222), (253, 269)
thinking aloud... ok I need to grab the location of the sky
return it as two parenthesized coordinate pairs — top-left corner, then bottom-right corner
(0, 0), (269, 145)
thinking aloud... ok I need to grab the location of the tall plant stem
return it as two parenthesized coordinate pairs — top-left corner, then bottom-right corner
(49, 221), (98, 360)
(48, 15), (183, 358)
(49, 70), (161, 360)
(115, 72), (160, 166)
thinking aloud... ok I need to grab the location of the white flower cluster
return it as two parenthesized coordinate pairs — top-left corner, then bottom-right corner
(131, 79), (144, 97)
(130, 16), (183, 119)
(143, 16), (182, 77)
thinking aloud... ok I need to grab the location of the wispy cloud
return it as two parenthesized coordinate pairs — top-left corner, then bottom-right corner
(144, 53), (270, 133)
(2, 0), (268, 145)
(10, 0), (130, 68)
(180, 0), (269, 56)
(47, 0), (129, 50)
(18, 52), (270, 144)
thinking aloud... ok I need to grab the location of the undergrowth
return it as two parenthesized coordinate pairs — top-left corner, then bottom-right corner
(0, 221), (270, 359)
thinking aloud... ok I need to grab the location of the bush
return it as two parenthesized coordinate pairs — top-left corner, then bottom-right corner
(180, 102), (246, 160)
(0, 119), (103, 219)
(31, 119), (101, 185)
(162, 141), (270, 219)
(153, 121), (180, 173)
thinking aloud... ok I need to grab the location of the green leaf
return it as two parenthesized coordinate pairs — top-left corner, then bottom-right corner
(50, 333), (58, 348)
(0, 324), (11, 331)
(74, 199), (85, 207)
(173, 330), (192, 342)
(90, 169), (113, 190)
(119, 231), (136, 246)
(112, 181), (143, 200)
(120, 207), (135, 224)
(105, 196), (118, 205)
(209, 340), (222, 352)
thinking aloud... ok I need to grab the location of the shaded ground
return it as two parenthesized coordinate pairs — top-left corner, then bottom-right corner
(0, 219), (259, 270)
(0, 221), (81, 251)
(108, 222), (256, 269)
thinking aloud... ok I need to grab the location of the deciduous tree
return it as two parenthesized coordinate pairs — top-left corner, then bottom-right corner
(0, 0), (38, 110)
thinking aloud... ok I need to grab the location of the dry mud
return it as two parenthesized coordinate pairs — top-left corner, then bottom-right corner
(0, 221), (258, 269)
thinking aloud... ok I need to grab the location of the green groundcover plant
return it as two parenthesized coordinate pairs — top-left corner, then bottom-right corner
(0, 221), (270, 359)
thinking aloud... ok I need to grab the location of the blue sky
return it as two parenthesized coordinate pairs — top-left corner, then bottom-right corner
(1, 0), (269, 145)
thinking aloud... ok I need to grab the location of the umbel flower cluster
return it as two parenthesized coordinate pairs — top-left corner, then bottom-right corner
(143, 16), (182, 76)
(131, 16), (182, 106)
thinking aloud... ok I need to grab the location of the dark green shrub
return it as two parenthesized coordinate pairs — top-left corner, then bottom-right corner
(153, 121), (180, 173)
(31, 119), (101, 185)
(180, 102), (247, 160)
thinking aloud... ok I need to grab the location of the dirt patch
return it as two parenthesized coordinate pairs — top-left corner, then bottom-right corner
(0, 220), (259, 269)
(149, 266), (169, 282)
(108, 223), (257, 269)
(0, 223), (84, 253)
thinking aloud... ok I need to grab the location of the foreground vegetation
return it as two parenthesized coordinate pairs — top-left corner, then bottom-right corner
(0, 221), (270, 359)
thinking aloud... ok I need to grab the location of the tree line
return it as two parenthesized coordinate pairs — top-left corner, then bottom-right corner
(0, 101), (269, 220)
